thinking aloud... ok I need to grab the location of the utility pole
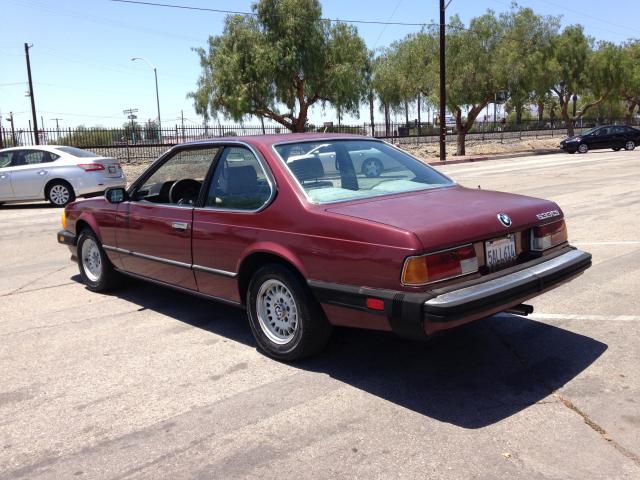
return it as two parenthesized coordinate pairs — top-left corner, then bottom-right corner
(439, 0), (448, 162)
(24, 43), (39, 145)
(7, 112), (16, 146)
(51, 118), (63, 136)
(123, 108), (138, 144)
(181, 110), (185, 143)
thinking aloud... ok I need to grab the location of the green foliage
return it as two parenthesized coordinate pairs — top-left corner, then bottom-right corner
(144, 119), (160, 141)
(190, 0), (369, 132)
(58, 126), (118, 147)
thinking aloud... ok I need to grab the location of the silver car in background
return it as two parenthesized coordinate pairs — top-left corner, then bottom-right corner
(0, 146), (126, 206)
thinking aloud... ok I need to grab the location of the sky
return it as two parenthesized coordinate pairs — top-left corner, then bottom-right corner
(2, 0), (640, 131)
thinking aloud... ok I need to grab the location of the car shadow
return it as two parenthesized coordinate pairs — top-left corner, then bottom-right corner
(0, 202), (56, 209)
(97, 278), (607, 429)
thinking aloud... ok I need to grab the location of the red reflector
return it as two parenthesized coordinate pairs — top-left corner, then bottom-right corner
(78, 163), (105, 172)
(366, 298), (385, 311)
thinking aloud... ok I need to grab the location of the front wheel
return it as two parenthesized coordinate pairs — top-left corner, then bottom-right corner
(578, 143), (589, 154)
(246, 264), (332, 361)
(625, 140), (635, 151)
(47, 181), (75, 207)
(77, 229), (119, 292)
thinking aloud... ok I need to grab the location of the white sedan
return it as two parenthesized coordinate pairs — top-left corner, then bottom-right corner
(0, 146), (126, 206)
(288, 143), (397, 177)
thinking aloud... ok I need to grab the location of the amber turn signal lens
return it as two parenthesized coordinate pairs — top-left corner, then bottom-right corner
(61, 210), (67, 230)
(402, 256), (429, 285)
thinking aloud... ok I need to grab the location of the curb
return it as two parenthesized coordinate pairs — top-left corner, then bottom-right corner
(425, 149), (561, 166)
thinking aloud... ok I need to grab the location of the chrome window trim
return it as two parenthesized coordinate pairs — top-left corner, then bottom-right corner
(270, 138), (456, 206)
(103, 244), (238, 277)
(127, 141), (276, 214)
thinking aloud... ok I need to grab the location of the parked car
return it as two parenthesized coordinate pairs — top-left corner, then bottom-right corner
(0, 145), (126, 206)
(57, 134), (591, 361)
(560, 125), (640, 154)
(287, 141), (397, 177)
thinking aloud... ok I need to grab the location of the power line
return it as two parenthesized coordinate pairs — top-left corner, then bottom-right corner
(109, 0), (436, 27)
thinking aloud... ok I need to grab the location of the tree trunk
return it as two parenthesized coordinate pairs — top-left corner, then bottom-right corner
(369, 92), (375, 136)
(384, 103), (390, 136)
(404, 101), (409, 127)
(537, 101), (544, 123)
(417, 95), (421, 136)
(456, 128), (467, 156)
(625, 101), (637, 126)
(515, 103), (523, 125)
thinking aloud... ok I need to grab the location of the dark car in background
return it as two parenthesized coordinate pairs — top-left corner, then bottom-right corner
(560, 125), (640, 154)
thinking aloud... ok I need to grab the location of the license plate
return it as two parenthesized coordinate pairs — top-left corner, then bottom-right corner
(485, 234), (517, 269)
(108, 166), (116, 173)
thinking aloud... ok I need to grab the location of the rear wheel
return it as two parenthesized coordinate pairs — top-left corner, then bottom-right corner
(361, 157), (384, 178)
(625, 140), (635, 151)
(46, 180), (75, 207)
(578, 143), (589, 154)
(246, 264), (332, 361)
(77, 229), (119, 292)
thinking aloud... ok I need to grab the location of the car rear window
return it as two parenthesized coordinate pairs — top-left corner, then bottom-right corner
(55, 146), (99, 158)
(274, 139), (453, 204)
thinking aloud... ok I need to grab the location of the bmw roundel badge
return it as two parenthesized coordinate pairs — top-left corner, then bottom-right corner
(497, 212), (512, 227)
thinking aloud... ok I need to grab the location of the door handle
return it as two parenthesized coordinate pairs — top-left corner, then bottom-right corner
(38, 170), (47, 175)
(0, 174), (7, 179)
(171, 221), (189, 231)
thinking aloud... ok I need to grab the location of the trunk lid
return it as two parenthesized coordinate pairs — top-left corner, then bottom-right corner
(326, 185), (561, 251)
(87, 157), (123, 178)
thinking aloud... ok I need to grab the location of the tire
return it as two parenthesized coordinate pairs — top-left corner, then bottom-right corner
(246, 264), (332, 361)
(361, 157), (384, 178)
(624, 140), (635, 151)
(77, 228), (119, 292)
(577, 143), (588, 154)
(46, 180), (75, 207)
(613, 147), (621, 151)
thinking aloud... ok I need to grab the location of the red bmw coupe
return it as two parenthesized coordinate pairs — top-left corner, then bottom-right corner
(57, 134), (591, 360)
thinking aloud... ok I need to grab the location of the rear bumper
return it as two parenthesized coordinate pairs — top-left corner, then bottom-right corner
(73, 175), (126, 197)
(309, 247), (592, 340)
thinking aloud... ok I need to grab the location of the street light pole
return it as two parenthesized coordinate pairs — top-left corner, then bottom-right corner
(131, 57), (162, 142)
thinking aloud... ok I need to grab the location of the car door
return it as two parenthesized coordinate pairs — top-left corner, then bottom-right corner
(590, 127), (612, 150)
(8, 149), (57, 199)
(192, 146), (274, 303)
(0, 151), (15, 200)
(113, 146), (221, 290)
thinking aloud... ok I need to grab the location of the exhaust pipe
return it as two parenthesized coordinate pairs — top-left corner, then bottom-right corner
(505, 304), (534, 316)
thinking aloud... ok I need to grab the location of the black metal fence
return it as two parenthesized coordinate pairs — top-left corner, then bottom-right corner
(2, 117), (638, 162)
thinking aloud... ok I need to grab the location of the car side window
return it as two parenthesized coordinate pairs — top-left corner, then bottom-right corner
(0, 152), (12, 168)
(14, 150), (56, 165)
(133, 147), (220, 206)
(205, 147), (271, 211)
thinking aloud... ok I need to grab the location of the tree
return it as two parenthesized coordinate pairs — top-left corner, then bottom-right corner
(58, 126), (117, 147)
(444, 13), (506, 155)
(619, 40), (640, 124)
(190, 0), (369, 132)
(144, 119), (160, 141)
(548, 26), (622, 136)
(121, 121), (142, 143)
(497, 7), (560, 126)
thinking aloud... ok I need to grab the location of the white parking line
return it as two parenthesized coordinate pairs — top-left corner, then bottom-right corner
(572, 241), (640, 246)
(529, 313), (640, 322)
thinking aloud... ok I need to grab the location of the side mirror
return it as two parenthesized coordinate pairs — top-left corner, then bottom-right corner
(105, 187), (128, 204)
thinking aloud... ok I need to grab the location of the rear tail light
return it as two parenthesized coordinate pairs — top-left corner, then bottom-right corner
(402, 244), (478, 286)
(531, 219), (568, 251)
(77, 163), (105, 172)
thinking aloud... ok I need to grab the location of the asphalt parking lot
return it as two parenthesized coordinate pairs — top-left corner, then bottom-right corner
(1, 149), (639, 479)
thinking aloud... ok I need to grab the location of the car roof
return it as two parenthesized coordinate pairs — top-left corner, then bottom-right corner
(180, 132), (374, 149)
(0, 145), (71, 153)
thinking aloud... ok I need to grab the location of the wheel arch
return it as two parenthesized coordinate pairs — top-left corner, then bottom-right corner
(236, 244), (309, 305)
(44, 177), (75, 199)
(74, 213), (102, 241)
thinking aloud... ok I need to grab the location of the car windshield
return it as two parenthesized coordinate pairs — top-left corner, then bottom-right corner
(274, 139), (453, 204)
(55, 146), (99, 157)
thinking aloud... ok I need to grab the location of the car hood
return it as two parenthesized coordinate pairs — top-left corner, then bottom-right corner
(561, 135), (581, 142)
(326, 185), (561, 251)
